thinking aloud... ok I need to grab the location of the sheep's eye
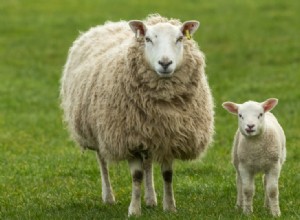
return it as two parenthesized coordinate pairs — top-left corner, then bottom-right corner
(238, 114), (243, 119)
(145, 37), (152, 43)
(258, 113), (263, 119)
(176, 36), (183, 43)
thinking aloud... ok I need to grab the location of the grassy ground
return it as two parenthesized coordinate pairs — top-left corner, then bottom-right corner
(0, 0), (299, 219)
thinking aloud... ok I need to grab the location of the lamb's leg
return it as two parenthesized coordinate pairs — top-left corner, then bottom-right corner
(239, 165), (255, 215)
(263, 174), (269, 209)
(96, 151), (115, 204)
(161, 160), (176, 212)
(128, 158), (143, 216)
(265, 164), (281, 217)
(236, 171), (243, 209)
(143, 158), (157, 207)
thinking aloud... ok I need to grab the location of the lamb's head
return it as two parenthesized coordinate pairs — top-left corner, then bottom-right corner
(129, 20), (199, 77)
(222, 98), (278, 137)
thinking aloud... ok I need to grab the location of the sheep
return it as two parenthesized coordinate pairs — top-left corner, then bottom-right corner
(222, 98), (286, 217)
(60, 14), (214, 216)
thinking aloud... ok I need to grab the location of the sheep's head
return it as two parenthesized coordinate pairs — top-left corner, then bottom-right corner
(129, 20), (199, 77)
(222, 98), (278, 137)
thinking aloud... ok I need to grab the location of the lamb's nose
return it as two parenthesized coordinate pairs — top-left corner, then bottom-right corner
(158, 60), (173, 70)
(247, 124), (255, 129)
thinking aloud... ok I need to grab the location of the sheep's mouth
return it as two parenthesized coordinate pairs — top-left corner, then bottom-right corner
(245, 128), (255, 133)
(157, 70), (173, 77)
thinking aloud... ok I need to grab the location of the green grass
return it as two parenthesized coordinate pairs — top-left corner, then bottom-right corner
(1, 0), (299, 219)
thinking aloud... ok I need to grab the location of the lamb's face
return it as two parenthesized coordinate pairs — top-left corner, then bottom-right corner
(222, 98), (278, 138)
(237, 102), (265, 137)
(129, 20), (199, 77)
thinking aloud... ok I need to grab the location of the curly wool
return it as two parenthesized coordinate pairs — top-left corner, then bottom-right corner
(232, 112), (286, 171)
(61, 15), (214, 163)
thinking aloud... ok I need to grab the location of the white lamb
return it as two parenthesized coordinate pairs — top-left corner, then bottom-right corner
(222, 98), (286, 217)
(60, 14), (214, 216)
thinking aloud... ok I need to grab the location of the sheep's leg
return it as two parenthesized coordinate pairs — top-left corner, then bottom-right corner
(263, 174), (269, 209)
(96, 151), (115, 204)
(143, 158), (157, 207)
(236, 171), (243, 209)
(239, 165), (255, 215)
(128, 158), (143, 216)
(265, 164), (281, 217)
(161, 160), (176, 212)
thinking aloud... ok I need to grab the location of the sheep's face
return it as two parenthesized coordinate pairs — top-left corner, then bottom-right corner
(222, 98), (278, 137)
(237, 102), (266, 137)
(129, 20), (199, 77)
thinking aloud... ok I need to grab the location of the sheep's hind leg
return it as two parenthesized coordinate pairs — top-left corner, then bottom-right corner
(144, 158), (157, 207)
(161, 160), (176, 212)
(265, 164), (281, 217)
(96, 151), (115, 204)
(128, 158), (143, 216)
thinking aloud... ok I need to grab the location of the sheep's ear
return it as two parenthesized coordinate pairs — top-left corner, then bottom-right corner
(129, 20), (147, 38)
(181, 21), (200, 39)
(222, 102), (239, 115)
(262, 98), (278, 112)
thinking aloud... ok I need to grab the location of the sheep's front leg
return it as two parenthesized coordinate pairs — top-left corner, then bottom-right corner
(96, 151), (115, 204)
(239, 165), (255, 215)
(143, 158), (157, 207)
(265, 163), (281, 217)
(236, 170), (243, 209)
(263, 174), (269, 209)
(128, 158), (143, 216)
(161, 160), (176, 212)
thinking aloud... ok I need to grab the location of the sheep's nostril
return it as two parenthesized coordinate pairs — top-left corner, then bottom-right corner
(158, 60), (173, 70)
(247, 124), (255, 129)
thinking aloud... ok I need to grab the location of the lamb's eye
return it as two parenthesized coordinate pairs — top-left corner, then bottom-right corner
(176, 36), (183, 43)
(238, 114), (242, 118)
(258, 113), (263, 119)
(145, 37), (152, 43)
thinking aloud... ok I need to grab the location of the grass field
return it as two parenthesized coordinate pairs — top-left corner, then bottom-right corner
(0, 0), (299, 219)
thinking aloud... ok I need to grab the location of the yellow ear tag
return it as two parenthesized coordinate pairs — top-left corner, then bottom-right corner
(185, 30), (192, 40)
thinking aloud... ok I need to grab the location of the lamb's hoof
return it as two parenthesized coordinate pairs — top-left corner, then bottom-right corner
(163, 204), (177, 213)
(243, 206), (253, 215)
(270, 208), (281, 217)
(145, 198), (157, 207)
(128, 206), (141, 217)
(102, 194), (115, 205)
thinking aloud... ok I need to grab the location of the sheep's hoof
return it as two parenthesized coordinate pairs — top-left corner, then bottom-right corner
(128, 206), (141, 217)
(102, 194), (115, 205)
(145, 198), (157, 207)
(243, 206), (253, 215)
(270, 207), (281, 217)
(163, 204), (177, 213)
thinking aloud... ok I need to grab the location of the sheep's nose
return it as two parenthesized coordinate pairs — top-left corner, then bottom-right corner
(158, 60), (173, 70)
(247, 124), (255, 129)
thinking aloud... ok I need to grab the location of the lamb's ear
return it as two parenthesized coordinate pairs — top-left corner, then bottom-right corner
(181, 21), (200, 39)
(129, 20), (147, 38)
(222, 102), (239, 115)
(262, 98), (278, 112)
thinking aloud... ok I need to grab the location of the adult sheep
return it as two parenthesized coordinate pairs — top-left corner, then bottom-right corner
(60, 14), (214, 216)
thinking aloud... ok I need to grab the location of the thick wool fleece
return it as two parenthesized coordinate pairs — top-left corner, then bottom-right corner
(61, 15), (214, 162)
(232, 112), (286, 171)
